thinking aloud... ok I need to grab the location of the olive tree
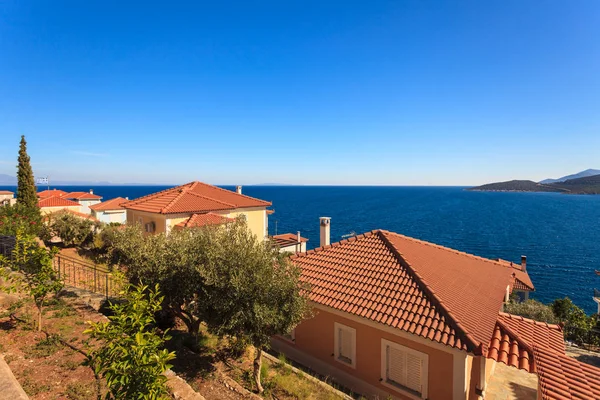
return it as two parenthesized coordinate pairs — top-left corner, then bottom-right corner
(202, 220), (311, 393)
(47, 210), (98, 247)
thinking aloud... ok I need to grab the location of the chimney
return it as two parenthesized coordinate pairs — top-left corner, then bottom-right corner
(236, 185), (242, 194)
(319, 217), (331, 247)
(297, 231), (301, 243)
(89, 189), (94, 194)
(521, 256), (527, 272)
(125, 197), (129, 200)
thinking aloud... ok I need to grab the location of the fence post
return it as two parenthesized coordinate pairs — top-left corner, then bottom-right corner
(94, 267), (97, 293)
(105, 274), (109, 300)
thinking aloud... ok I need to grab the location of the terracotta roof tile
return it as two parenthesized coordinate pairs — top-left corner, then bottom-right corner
(534, 345), (600, 399)
(487, 312), (564, 372)
(292, 230), (521, 352)
(38, 196), (81, 208)
(174, 212), (234, 228)
(89, 197), (128, 212)
(123, 181), (271, 214)
(64, 191), (102, 200)
(0, 190), (14, 195)
(272, 233), (308, 248)
(38, 189), (67, 198)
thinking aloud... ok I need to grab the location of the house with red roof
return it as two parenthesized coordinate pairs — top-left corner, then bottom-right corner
(122, 182), (272, 238)
(38, 196), (81, 215)
(272, 219), (599, 400)
(89, 197), (128, 224)
(272, 232), (308, 253)
(63, 190), (102, 214)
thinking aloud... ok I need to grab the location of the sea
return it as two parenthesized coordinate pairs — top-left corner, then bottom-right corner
(2, 184), (600, 315)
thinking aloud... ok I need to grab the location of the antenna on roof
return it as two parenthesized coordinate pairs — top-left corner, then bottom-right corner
(341, 231), (356, 239)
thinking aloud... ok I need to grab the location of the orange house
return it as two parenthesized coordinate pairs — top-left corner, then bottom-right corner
(273, 226), (599, 400)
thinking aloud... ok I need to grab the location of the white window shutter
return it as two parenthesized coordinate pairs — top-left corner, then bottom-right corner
(406, 353), (423, 393)
(387, 345), (406, 385)
(339, 328), (353, 360)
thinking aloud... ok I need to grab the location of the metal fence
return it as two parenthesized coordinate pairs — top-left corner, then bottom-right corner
(0, 235), (16, 259)
(53, 254), (121, 299)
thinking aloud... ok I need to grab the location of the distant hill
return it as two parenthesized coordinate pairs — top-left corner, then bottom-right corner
(470, 174), (600, 194)
(0, 174), (17, 185)
(539, 169), (600, 184)
(469, 180), (565, 193)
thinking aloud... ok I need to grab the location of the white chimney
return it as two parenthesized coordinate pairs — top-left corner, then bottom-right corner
(297, 231), (301, 243)
(89, 189), (94, 194)
(521, 255), (527, 272)
(125, 197), (129, 200)
(319, 217), (331, 247)
(236, 185), (242, 194)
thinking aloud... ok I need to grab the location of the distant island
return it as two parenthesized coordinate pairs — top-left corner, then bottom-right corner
(469, 169), (600, 194)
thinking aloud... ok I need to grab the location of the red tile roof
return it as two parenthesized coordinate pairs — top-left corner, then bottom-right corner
(487, 313), (564, 373)
(38, 196), (81, 208)
(272, 233), (308, 248)
(123, 181), (271, 214)
(38, 189), (67, 198)
(57, 209), (99, 222)
(64, 191), (102, 200)
(174, 212), (234, 228)
(291, 230), (523, 352)
(534, 345), (600, 399)
(89, 197), (128, 212)
(497, 259), (535, 291)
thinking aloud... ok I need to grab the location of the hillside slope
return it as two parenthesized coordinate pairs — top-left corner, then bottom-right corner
(470, 175), (600, 194)
(540, 169), (600, 184)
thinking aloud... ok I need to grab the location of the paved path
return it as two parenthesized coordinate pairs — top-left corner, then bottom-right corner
(0, 356), (29, 400)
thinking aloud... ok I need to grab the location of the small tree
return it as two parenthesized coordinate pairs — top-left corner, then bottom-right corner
(203, 220), (311, 393)
(0, 229), (63, 331)
(85, 283), (175, 400)
(47, 210), (97, 247)
(16, 135), (39, 209)
(504, 299), (558, 324)
(551, 297), (595, 344)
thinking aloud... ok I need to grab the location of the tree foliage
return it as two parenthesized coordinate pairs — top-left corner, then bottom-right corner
(504, 299), (558, 324)
(0, 203), (43, 236)
(0, 229), (63, 331)
(45, 210), (98, 247)
(199, 220), (311, 393)
(16, 135), (39, 209)
(85, 282), (175, 400)
(551, 297), (597, 344)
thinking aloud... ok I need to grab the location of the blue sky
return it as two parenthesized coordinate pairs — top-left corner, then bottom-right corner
(1, 1), (599, 185)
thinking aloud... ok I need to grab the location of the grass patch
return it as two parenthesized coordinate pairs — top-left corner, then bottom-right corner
(65, 381), (96, 400)
(24, 334), (63, 358)
(21, 377), (52, 397)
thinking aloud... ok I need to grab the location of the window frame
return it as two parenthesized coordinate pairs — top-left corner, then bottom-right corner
(334, 322), (356, 369)
(380, 339), (429, 400)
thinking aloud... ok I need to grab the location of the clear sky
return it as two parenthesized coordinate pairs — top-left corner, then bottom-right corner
(1, 1), (599, 185)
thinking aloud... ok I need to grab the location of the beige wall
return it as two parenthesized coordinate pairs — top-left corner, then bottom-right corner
(40, 205), (81, 216)
(126, 209), (168, 234)
(273, 306), (457, 399)
(226, 207), (267, 239)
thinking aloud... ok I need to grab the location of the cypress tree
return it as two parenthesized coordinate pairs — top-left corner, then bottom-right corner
(16, 135), (38, 208)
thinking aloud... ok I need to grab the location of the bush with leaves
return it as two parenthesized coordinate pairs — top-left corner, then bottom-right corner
(551, 297), (596, 344)
(46, 210), (99, 247)
(0, 229), (63, 331)
(504, 299), (558, 324)
(0, 203), (42, 236)
(85, 282), (175, 400)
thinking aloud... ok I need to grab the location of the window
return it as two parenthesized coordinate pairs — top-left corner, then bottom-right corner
(381, 339), (428, 399)
(334, 323), (356, 368)
(145, 221), (156, 233)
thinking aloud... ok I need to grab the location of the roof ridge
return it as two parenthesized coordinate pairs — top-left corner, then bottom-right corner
(381, 230), (522, 270)
(498, 312), (563, 332)
(124, 182), (195, 207)
(378, 230), (482, 353)
(194, 181), (271, 206)
(185, 191), (237, 208)
(161, 187), (190, 213)
(494, 316), (535, 355)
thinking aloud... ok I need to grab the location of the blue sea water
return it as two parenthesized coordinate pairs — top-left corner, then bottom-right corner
(3, 184), (600, 314)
